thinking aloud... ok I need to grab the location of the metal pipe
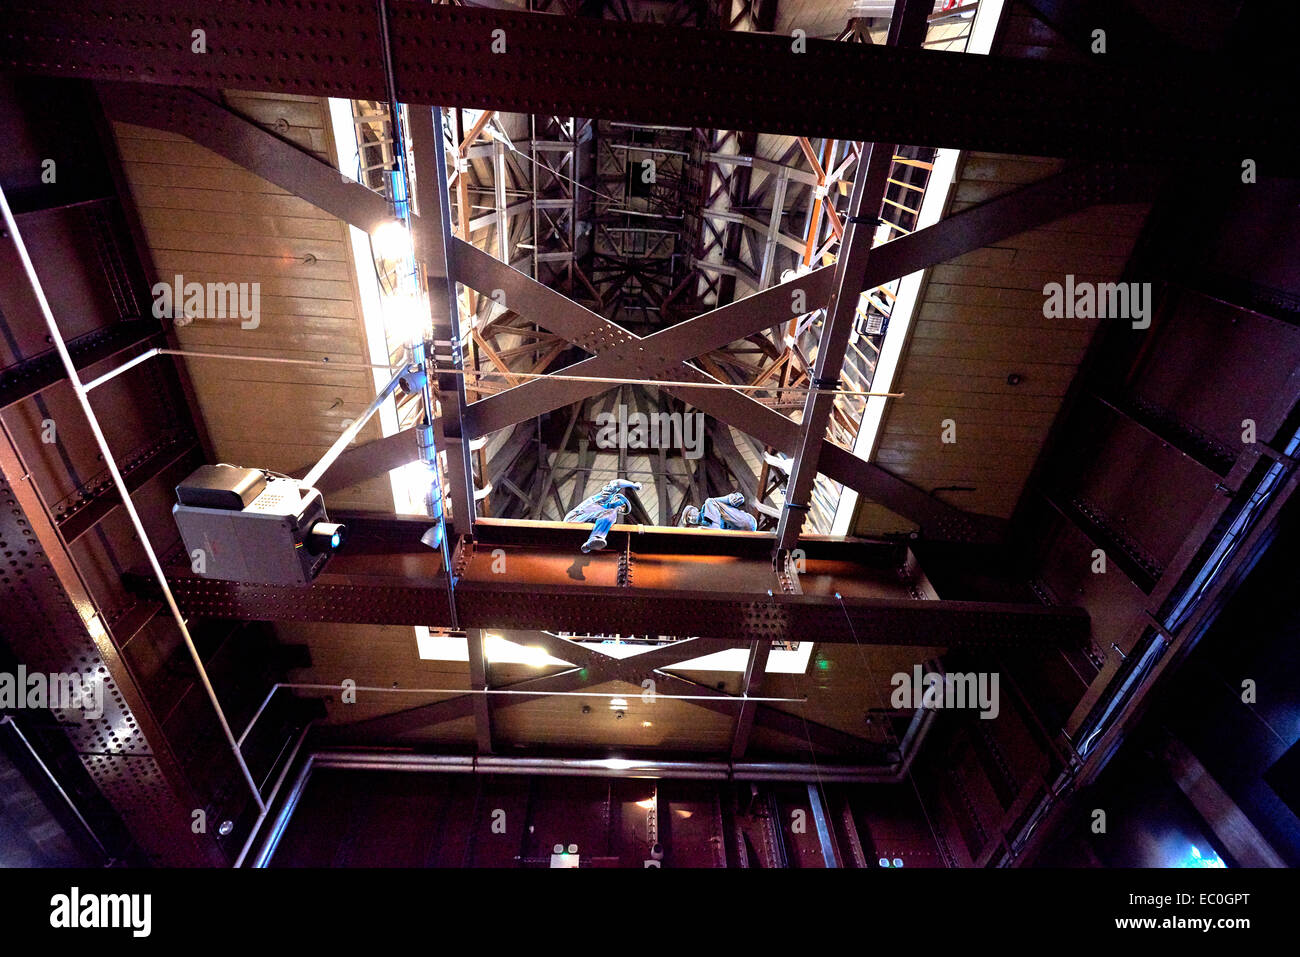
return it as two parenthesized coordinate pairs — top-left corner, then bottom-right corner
(0, 185), (266, 814)
(250, 748), (317, 868)
(237, 683), (283, 749)
(83, 347), (161, 391)
(301, 360), (412, 489)
(232, 723), (311, 868)
(1, 715), (108, 858)
(310, 749), (909, 783)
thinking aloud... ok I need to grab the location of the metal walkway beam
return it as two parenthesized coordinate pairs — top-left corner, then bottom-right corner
(133, 517), (1089, 648)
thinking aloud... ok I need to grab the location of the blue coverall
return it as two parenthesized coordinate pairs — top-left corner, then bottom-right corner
(682, 491), (757, 531)
(564, 480), (639, 552)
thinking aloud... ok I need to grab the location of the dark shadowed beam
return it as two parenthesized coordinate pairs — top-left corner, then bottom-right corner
(10, 2), (1294, 165)
(730, 640), (771, 759)
(466, 628), (493, 753)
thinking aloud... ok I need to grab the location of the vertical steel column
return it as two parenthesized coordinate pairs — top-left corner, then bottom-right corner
(774, 0), (921, 549)
(407, 104), (477, 536)
(493, 137), (510, 263)
(730, 640), (771, 760)
(775, 141), (893, 549)
(466, 628), (494, 754)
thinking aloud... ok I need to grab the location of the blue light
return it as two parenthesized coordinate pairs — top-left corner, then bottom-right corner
(878, 858), (890, 868)
(330, 532), (341, 548)
(1176, 844), (1225, 869)
(892, 858), (904, 868)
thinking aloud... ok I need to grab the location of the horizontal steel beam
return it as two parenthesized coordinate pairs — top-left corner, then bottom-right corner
(58, 432), (201, 543)
(4, 1), (1294, 165)
(133, 516), (1089, 647)
(0, 318), (160, 410)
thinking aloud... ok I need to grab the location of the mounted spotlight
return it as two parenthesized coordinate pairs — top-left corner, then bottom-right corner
(308, 521), (347, 555)
(420, 523), (444, 550)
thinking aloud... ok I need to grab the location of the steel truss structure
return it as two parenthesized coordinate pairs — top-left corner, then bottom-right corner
(3, 0), (1296, 867)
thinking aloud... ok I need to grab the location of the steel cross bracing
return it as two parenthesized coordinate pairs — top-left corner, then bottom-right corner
(3, 1), (1294, 166)
(96, 78), (1162, 543)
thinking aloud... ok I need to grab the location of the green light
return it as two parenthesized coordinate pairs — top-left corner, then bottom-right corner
(579, 668), (589, 681)
(816, 659), (830, 671)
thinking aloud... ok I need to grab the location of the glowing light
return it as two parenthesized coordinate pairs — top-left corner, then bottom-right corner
(602, 759), (636, 771)
(1177, 844), (1226, 869)
(383, 293), (429, 347)
(635, 798), (656, 809)
(483, 634), (562, 667)
(609, 697), (628, 710)
(371, 219), (412, 261)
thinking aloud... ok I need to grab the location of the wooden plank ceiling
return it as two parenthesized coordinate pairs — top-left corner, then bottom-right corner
(110, 90), (394, 512)
(853, 152), (1151, 535)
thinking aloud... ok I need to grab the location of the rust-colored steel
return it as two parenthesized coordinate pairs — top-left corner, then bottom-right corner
(0, 424), (225, 866)
(136, 517), (1088, 648)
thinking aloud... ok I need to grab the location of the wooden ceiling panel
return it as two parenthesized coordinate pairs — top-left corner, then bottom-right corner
(853, 149), (1151, 535)
(111, 94), (395, 512)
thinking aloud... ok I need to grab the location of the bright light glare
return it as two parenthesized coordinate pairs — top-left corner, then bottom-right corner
(484, 634), (561, 667)
(383, 293), (429, 347)
(371, 219), (412, 261)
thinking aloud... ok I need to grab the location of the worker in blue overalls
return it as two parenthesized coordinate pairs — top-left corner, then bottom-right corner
(680, 491), (757, 531)
(564, 479), (642, 552)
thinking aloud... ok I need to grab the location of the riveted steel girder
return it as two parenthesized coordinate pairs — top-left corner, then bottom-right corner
(134, 517), (1089, 648)
(2, 1), (1294, 166)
